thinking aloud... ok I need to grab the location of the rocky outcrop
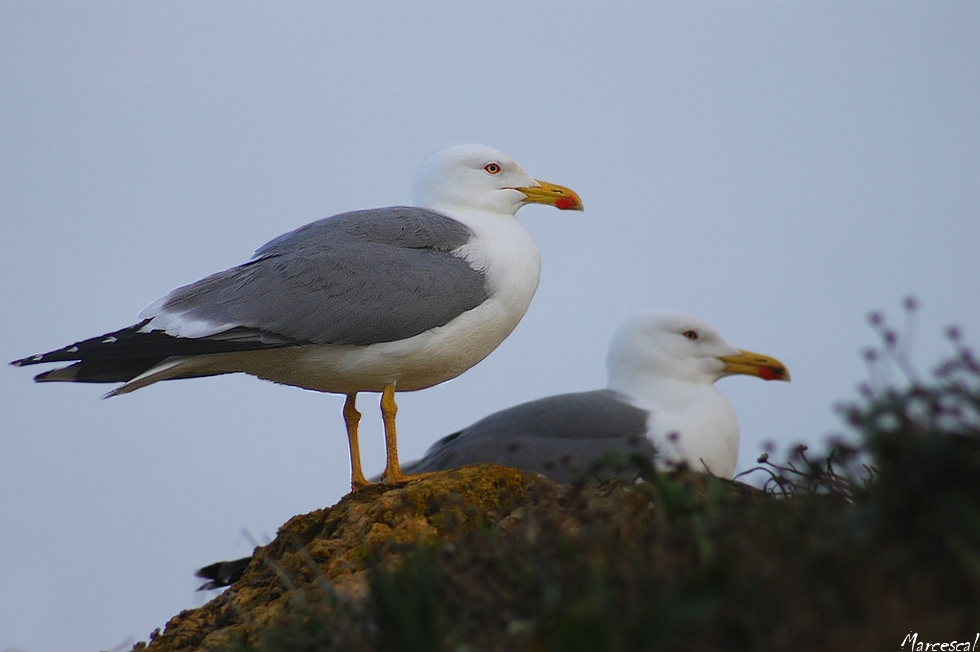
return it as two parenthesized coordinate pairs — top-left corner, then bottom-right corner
(135, 462), (977, 652)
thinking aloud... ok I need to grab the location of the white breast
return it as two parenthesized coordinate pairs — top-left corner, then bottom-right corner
(623, 381), (740, 479)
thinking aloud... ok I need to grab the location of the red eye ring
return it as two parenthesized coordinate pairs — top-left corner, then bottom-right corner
(683, 330), (699, 341)
(484, 162), (502, 174)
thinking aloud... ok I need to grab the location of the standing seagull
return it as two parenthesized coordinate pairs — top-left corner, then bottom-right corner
(10, 144), (583, 490)
(403, 310), (789, 481)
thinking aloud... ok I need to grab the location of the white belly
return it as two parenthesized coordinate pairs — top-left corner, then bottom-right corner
(238, 292), (530, 393)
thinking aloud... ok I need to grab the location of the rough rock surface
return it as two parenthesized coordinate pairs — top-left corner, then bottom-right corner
(141, 465), (547, 651)
(133, 462), (978, 652)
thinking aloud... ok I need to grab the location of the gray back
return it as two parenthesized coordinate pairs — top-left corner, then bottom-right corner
(406, 389), (654, 483)
(154, 207), (489, 346)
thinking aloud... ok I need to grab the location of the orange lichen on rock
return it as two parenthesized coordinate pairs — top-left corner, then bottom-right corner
(143, 464), (544, 651)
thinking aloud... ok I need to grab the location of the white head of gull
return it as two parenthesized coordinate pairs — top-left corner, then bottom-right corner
(606, 310), (789, 478)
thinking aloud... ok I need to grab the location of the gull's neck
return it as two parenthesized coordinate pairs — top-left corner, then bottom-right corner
(607, 367), (713, 411)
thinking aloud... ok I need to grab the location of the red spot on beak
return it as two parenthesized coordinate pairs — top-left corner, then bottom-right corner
(555, 196), (578, 211)
(758, 367), (785, 381)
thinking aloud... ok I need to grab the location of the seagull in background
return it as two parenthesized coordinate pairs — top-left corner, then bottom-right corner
(403, 310), (790, 481)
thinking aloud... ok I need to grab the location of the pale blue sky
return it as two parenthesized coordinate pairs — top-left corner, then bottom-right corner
(2, 3), (978, 650)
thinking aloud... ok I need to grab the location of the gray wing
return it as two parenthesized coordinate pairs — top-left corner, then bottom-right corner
(144, 207), (489, 346)
(405, 389), (655, 483)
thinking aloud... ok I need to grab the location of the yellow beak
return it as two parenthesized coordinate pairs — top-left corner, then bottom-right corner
(717, 349), (790, 382)
(515, 179), (584, 211)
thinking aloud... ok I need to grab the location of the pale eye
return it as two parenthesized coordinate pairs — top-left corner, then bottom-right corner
(484, 162), (502, 174)
(682, 330), (699, 341)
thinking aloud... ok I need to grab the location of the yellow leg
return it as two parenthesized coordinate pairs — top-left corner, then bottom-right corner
(379, 383), (404, 484)
(344, 393), (370, 491)
(379, 383), (432, 486)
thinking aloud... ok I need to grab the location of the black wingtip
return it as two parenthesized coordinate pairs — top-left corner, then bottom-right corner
(195, 556), (252, 590)
(11, 347), (78, 368)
